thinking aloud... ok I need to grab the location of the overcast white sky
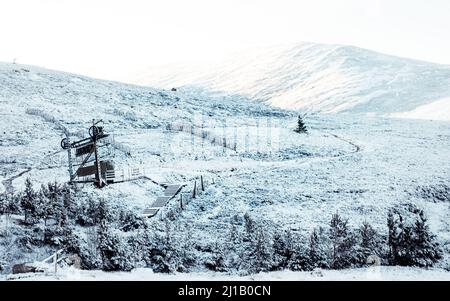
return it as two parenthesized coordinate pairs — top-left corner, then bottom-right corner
(0, 0), (449, 81)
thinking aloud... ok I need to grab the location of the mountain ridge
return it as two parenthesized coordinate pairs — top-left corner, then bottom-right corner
(130, 42), (450, 120)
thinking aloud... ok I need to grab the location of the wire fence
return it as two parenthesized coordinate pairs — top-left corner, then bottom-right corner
(166, 122), (238, 152)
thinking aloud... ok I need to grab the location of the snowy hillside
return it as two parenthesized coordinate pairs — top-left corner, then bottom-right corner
(130, 42), (450, 120)
(1, 61), (450, 280)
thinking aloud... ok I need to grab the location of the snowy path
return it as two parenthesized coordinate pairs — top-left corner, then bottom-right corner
(0, 150), (67, 193)
(162, 130), (362, 178)
(1, 168), (32, 194)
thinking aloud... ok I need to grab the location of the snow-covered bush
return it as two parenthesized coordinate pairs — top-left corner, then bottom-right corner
(143, 220), (197, 273)
(205, 241), (228, 272)
(415, 184), (450, 203)
(97, 219), (135, 272)
(0, 192), (20, 219)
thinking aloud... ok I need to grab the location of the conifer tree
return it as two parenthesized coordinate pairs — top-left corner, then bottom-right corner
(0, 193), (7, 216)
(244, 212), (255, 240)
(249, 226), (273, 273)
(294, 115), (307, 133)
(21, 178), (36, 224)
(309, 227), (330, 269)
(354, 221), (383, 265)
(206, 241), (227, 272)
(387, 208), (442, 267)
(273, 230), (295, 270)
(329, 212), (355, 269)
(97, 206), (134, 271)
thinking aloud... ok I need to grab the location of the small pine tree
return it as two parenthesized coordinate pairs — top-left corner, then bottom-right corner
(206, 241), (227, 272)
(21, 178), (37, 224)
(360, 221), (378, 251)
(329, 213), (356, 269)
(177, 223), (196, 271)
(147, 221), (181, 273)
(244, 213), (255, 238)
(273, 230), (295, 270)
(248, 226), (273, 273)
(410, 210), (443, 267)
(147, 231), (173, 273)
(354, 221), (383, 265)
(61, 184), (76, 220)
(294, 115), (307, 133)
(97, 198), (112, 225)
(0, 193), (7, 216)
(387, 208), (442, 267)
(0, 193), (20, 234)
(288, 242), (311, 271)
(308, 227), (330, 269)
(97, 218), (134, 271)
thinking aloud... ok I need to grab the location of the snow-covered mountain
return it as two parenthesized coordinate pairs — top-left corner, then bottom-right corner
(130, 42), (450, 120)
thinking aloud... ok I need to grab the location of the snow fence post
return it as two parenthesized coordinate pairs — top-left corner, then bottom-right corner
(192, 181), (197, 198)
(54, 252), (57, 274)
(200, 175), (204, 191)
(180, 194), (183, 210)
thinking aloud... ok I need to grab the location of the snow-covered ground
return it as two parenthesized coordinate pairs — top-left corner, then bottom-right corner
(1, 61), (450, 280)
(4, 266), (450, 281)
(129, 42), (450, 120)
(391, 97), (450, 121)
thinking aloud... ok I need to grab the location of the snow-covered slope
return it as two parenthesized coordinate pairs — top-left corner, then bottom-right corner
(131, 42), (450, 119)
(391, 97), (450, 121)
(1, 61), (450, 279)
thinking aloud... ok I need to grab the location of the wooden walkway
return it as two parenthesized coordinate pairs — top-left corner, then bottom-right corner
(142, 184), (185, 218)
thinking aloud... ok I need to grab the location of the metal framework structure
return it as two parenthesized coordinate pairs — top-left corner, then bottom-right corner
(60, 119), (112, 188)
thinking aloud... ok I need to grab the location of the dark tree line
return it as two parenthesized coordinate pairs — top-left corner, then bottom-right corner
(205, 210), (442, 274)
(0, 179), (444, 274)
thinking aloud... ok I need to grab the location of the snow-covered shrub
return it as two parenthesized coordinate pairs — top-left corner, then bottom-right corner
(144, 223), (180, 273)
(415, 184), (450, 203)
(97, 219), (135, 272)
(205, 241), (228, 272)
(119, 209), (147, 231)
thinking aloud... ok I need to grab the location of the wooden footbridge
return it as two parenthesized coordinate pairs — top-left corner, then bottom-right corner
(141, 183), (186, 217)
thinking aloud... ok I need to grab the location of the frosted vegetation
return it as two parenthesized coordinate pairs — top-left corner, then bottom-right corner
(0, 178), (444, 274)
